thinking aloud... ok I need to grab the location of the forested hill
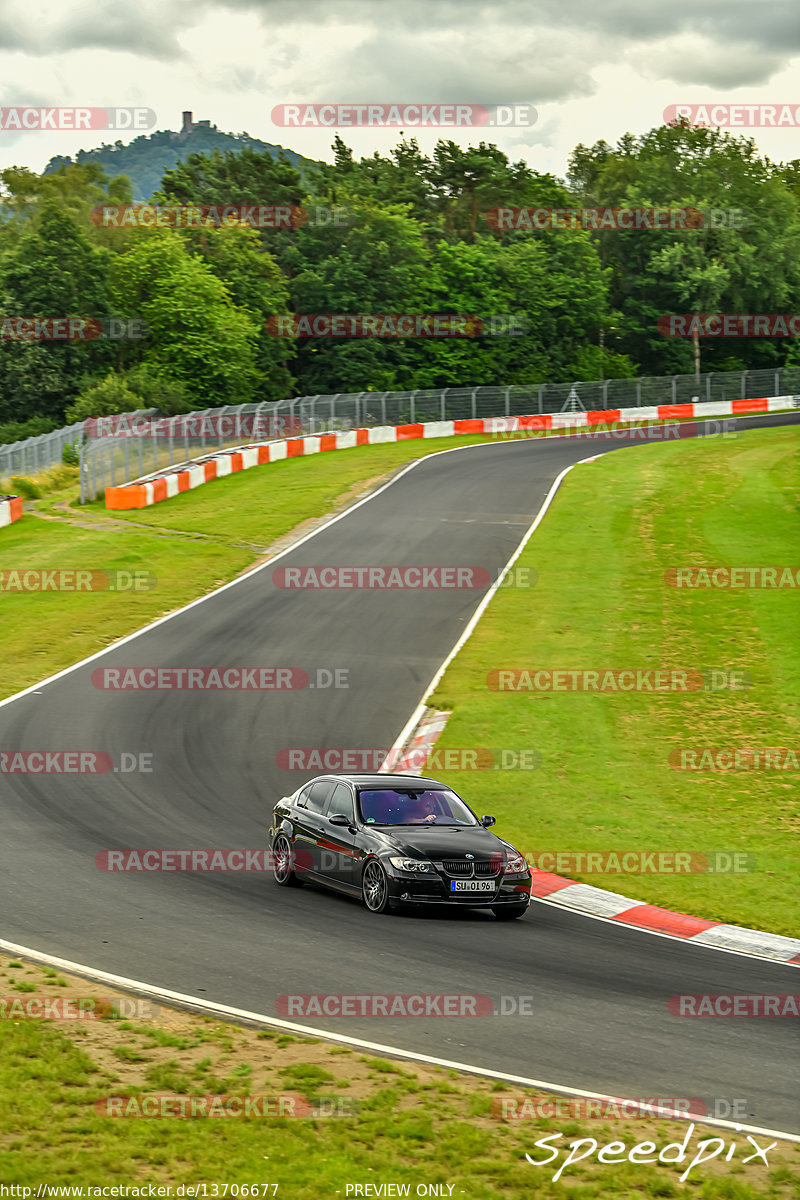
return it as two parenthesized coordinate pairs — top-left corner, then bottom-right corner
(44, 125), (319, 202)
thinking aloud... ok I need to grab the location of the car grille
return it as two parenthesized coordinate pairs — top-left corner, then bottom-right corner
(439, 859), (501, 878)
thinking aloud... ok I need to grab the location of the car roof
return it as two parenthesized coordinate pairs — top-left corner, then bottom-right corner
(311, 773), (449, 788)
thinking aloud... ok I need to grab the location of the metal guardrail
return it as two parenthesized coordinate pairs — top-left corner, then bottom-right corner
(2, 364), (798, 502)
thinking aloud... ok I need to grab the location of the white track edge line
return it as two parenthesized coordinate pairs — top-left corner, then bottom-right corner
(0, 937), (796, 1144)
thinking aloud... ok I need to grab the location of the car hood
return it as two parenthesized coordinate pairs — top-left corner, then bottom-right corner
(377, 825), (507, 860)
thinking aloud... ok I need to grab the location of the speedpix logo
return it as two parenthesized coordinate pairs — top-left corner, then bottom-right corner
(526, 1124), (776, 1183)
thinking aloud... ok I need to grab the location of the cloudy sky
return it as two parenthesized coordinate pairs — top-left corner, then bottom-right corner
(1, 0), (799, 179)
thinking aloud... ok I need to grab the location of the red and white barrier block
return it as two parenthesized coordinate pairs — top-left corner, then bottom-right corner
(0, 494), (23, 529)
(104, 395), (797, 511)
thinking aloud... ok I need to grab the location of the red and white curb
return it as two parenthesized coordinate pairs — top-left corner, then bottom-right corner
(380, 707), (451, 773)
(0, 494), (23, 529)
(532, 874), (800, 964)
(104, 395), (796, 510)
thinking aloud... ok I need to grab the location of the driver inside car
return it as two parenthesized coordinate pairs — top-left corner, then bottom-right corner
(405, 794), (437, 823)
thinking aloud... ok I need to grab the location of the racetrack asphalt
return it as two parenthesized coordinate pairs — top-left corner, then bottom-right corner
(1, 412), (797, 1133)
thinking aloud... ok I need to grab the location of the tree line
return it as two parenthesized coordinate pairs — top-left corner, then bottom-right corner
(1, 120), (798, 434)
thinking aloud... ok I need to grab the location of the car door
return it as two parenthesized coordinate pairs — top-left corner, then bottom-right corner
(316, 782), (359, 886)
(293, 779), (336, 875)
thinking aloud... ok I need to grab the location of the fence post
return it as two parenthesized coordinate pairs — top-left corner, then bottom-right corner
(706, 373), (712, 402)
(636, 379), (642, 406)
(471, 388), (478, 419)
(410, 391), (415, 424)
(441, 389), (447, 421)
(672, 375), (677, 404)
(538, 385), (544, 414)
(602, 379), (609, 408)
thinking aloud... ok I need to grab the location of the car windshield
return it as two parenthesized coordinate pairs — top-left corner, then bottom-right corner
(357, 788), (477, 826)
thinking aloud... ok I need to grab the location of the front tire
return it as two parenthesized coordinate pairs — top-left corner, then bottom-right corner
(362, 859), (393, 914)
(273, 834), (302, 888)
(492, 903), (528, 920)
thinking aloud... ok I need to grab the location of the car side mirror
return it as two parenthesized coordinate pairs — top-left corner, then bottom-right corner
(328, 813), (351, 826)
(480, 814), (496, 827)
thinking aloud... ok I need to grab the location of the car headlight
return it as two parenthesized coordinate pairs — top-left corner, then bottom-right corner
(504, 850), (530, 874)
(388, 857), (435, 873)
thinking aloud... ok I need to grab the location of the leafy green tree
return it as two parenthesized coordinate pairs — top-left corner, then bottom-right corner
(177, 225), (294, 401)
(0, 163), (132, 245)
(0, 205), (116, 421)
(285, 198), (433, 392)
(567, 122), (800, 376)
(65, 373), (141, 422)
(110, 232), (260, 405)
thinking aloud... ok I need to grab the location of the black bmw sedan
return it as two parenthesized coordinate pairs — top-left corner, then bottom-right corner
(269, 772), (532, 918)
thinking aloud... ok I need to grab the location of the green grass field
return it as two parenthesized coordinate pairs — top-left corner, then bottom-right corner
(427, 425), (799, 934)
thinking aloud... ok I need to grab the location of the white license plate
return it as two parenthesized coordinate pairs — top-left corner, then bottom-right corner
(451, 879), (495, 893)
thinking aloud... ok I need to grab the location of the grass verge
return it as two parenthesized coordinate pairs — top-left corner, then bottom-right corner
(0, 954), (797, 1195)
